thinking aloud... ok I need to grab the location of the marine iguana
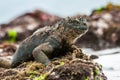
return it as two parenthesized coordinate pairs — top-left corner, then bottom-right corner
(0, 17), (88, 68)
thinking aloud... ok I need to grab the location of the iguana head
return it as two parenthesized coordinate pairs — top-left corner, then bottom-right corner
(59, 17), (88, 43)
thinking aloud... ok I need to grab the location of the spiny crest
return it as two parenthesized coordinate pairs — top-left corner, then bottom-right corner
(58, 17), (72, 24)
(57, 17), (87, 27)
(67, 17), (87, 24)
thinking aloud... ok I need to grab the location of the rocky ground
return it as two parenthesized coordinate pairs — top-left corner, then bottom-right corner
(0, 3), (120, 80)
(0, 45), (107, 80)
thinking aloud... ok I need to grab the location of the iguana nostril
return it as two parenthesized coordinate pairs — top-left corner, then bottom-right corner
(83, 23), (87, 26)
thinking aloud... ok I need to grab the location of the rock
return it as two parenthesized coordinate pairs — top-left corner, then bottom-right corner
(0, 10), (60, 43)
(0, 46), (107, 80)
(75, 3), (120, 50)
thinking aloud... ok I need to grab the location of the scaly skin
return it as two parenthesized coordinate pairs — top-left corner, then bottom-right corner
(0, 17), (88, 68)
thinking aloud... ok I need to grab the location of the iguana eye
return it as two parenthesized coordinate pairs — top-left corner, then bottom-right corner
(69, 20), (79, 24)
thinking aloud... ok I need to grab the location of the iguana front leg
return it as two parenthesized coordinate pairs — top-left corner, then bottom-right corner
(32, 42), (58, 65)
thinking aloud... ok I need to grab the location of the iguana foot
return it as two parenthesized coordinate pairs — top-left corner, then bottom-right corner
(32, 42), (53, 65)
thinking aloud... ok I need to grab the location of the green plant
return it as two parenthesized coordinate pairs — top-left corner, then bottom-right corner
(60, 61), (65, 65)
(8, 30), (17, 42)
(94, 67), (99, 76)
(85, 76), (89, 80)
(34, 74), (46, 80)
(29, 70), (35, 78)
(100, 64), (103, 68)
(95, 7), (104, 12)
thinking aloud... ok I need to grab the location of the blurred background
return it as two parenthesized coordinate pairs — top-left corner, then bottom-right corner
(0, 0), (120, 80)
(0, 0), (120, 23)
